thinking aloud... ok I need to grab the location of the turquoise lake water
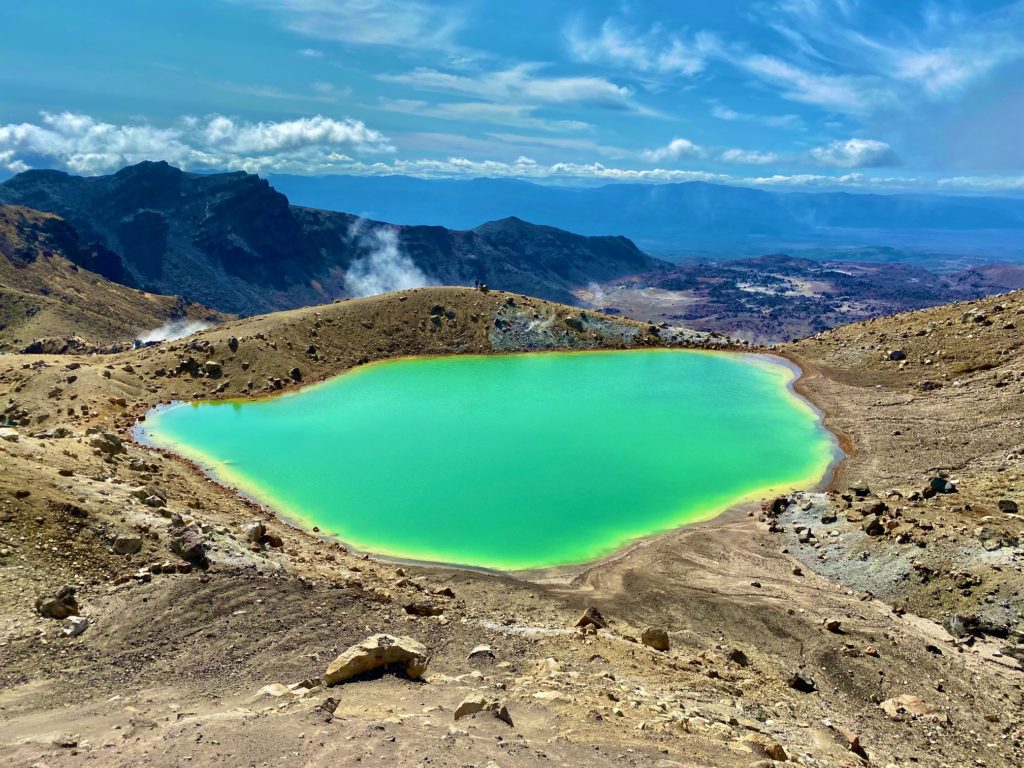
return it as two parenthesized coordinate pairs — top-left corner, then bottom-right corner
(137, 350), (835, 569)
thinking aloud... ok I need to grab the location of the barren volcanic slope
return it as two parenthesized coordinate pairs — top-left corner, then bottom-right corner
(0, 162), (664, 313)
(0, 287), (1022, 767)
(0, 204), (227, 352)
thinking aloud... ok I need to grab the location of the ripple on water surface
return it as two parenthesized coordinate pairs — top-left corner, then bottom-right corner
(137, 350), (835, 570)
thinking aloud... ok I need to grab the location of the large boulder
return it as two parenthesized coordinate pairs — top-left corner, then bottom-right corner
(324, 634), (429, 686)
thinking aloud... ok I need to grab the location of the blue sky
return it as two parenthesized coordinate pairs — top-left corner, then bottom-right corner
(1, 0), (1023, 192)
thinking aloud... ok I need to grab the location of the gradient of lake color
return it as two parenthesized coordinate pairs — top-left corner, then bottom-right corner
(137, 350), (834, 569)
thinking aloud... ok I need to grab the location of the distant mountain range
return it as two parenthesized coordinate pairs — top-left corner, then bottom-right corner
(267, 174), (1024, 258)
(0, 162), (662, 314)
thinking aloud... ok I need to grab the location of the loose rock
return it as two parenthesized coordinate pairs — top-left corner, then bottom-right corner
(323, 634), (429, 685)
(640, 626), (670, 651)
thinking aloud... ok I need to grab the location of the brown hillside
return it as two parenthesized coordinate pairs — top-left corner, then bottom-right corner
(0, 205), (228, 352)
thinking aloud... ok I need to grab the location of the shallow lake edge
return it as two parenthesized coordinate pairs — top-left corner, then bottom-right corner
(133, 348), (843, 577)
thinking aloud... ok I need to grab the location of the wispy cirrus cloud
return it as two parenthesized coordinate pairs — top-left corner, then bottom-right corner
(379, 64), (644, 113)
(710, 103), (804, 130)
(228, 0), (465, 51)
(376, 98), (590, 133)
(0, 111), (393, 175)
(719, 148), (780, 166)
(565, 17), (716, 77)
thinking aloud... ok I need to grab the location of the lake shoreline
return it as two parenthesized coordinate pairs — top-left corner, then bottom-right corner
(135, 347), (841, 578)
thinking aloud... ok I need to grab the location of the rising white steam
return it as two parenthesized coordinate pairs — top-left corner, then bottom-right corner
(138, 319), (211, 343)
(344, 220), (434, 298)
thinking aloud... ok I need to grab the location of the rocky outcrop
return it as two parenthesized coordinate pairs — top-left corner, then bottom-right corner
(323, 634), (429, 685)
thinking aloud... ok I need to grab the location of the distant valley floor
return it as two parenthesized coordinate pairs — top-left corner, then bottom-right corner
(580, 254), (1024, 344)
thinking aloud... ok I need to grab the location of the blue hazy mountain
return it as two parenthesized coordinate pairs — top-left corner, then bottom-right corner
(268, 175), (1024, 259)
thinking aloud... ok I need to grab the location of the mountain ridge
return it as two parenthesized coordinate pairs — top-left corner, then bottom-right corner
(0, 162), (664, 314)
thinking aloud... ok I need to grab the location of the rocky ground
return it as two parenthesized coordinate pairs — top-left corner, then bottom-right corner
(0, 286), (1022, 767)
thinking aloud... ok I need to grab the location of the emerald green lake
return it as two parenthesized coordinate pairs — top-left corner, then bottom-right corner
(137, 350), (835, 570)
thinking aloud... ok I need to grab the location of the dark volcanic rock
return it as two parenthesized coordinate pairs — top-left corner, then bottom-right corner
(0, 162), (664, 314)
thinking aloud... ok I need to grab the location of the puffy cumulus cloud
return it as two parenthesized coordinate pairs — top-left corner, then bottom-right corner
(641, 138), (703, 163)
(0, 112), (394, 175)
(199, 115), (389, 154)
(808, 138), (900, 168)
(720, 148), (780, 166)
(0, 149), (30, 173)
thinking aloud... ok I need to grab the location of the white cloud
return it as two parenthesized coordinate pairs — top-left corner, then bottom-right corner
(892, 47), (1010, 97)
(211, 80), (343, 104)
(0, 111), (393, 175)
(377, 98), (589, 133)
(200, 115), (388, 154)
(641, 138), (703, 163)
(0, 149), (30, 173)
(738, 54), (885, 114)
(484, 133), (631, 160)
(936, 175), (1024, 192)
(230, 0), (464, 51)
(298, 48), (323, 58)
(751, 0), (1024, 107)
(808, 138), (900, 168)
(379, 65), (643, 112)
(720, 148), (780, 166)
(565, 18), (712, 77)
(711, 103), (803, 130)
